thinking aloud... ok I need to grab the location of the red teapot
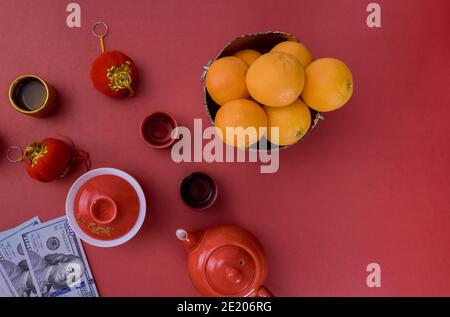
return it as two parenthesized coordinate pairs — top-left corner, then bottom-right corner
(176, 225), (273, 297)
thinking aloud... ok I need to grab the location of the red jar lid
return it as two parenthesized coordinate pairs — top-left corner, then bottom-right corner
(73, 174), (140, 240)
(205, 246), (256, 296)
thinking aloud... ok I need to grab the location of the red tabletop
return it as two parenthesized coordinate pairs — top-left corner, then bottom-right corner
(0, 0), (449, 296)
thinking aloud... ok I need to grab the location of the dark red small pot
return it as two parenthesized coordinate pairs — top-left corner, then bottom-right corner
(180, 172), (218, 211)
(140, 111), (178, 149)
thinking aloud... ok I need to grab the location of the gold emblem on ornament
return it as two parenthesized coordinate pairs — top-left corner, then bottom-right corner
(25, 143), (48, 167)
(107, 61), (134, 96)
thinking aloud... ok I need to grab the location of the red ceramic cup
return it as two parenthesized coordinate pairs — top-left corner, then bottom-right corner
(140, 111), (178, 149)
(89, 195), (118, 225)
(180, 172), (218, 210)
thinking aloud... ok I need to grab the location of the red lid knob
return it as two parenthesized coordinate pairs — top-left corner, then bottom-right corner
(205, 246), (256, 296)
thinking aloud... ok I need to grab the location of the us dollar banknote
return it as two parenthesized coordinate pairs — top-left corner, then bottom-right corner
(0, 230), (16, 297)
(0, 262), (17, 297)
(21, 216), (99, 297)
(0, 229), (15, 297)
(0, 217), (41, 297)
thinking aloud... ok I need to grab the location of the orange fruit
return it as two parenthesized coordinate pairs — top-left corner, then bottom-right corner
(264, 99), (311, 146)
(215, 99), (268, 148)
(301, 58), (353, 112)
(205, 56), (249, 105)
(271, 41), (313, 68)
(234, 49), (261, 66)
(246, 51), (305, 107)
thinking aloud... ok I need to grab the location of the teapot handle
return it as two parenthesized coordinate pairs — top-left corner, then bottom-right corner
(254, 286), (274, 297)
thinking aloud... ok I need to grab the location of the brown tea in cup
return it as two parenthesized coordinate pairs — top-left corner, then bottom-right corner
(9, 75), (57, 117)
(180, 172), (218, 210)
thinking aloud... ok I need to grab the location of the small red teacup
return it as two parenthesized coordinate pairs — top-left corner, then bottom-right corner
(140, 111), (178, 149)
(89, 195), (118, 225)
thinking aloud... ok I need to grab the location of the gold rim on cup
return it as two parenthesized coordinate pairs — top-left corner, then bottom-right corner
(8, 74), (55, 117)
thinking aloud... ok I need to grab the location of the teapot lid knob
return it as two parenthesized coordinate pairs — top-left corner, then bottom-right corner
(205, 245), (257, 296)
(225, 266), (244, 284)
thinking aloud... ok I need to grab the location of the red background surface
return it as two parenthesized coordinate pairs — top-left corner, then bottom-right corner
(0, 0), (449, 296)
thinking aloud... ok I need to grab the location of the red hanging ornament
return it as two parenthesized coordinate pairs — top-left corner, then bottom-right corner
(90, 22), (137, 97)
(7, 137), (91, 183)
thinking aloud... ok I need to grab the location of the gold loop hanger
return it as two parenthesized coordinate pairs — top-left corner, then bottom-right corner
(92, 22), (109, 53)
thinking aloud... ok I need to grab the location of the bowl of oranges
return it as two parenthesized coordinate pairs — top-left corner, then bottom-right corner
(202, 32), (353, 150)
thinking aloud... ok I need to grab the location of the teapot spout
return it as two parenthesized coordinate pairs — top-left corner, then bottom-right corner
(176, 228), (203, 252)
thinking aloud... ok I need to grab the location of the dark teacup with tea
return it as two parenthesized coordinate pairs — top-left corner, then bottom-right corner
(180, 172), (218, 210)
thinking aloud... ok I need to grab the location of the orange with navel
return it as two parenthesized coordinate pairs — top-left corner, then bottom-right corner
(234, 49), (261, 66)
(271, 41), (313, 68)
(301, 58), (353, 112)
(205, 56), (249, 105)
(215, 99), (268, 149)
(264, 99), (312, 146)
(246, 51), (305, 107)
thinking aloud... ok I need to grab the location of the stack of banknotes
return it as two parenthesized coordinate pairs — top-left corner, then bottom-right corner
(0, 216), (98, 297)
